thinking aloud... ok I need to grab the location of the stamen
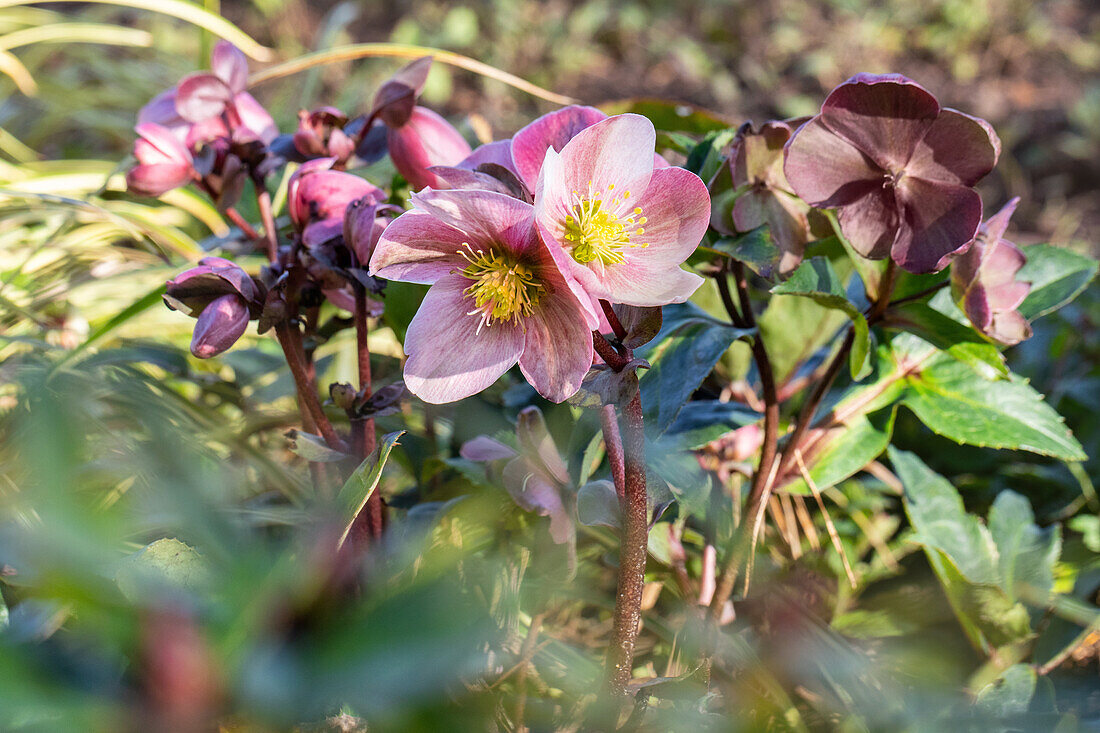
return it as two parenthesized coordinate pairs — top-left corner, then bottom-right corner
(454, 242), (543, 332)
(561, 181), (650, 266)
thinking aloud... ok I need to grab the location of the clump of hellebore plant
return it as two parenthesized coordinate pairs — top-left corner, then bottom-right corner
(712, 121), (816, 278)
(784, 73), (1001, 273)
(164, 257), (262, 358)
(951, 197), (1033, 345)
(372, 56), (472, 190)
(535, 113), (710, 307)
(369, 188), (597, 404)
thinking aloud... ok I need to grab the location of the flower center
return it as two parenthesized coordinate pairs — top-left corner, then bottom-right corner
(456, 243), (543, 333)
(562, 182), (648, 266)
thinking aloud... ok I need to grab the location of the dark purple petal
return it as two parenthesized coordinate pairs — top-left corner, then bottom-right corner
(343, 196), (381, 266)
(904, 108), (1000, 187)
(836, 186), (901, 260)
(190, 294), (249, 358)
(210, 41), (248, 94)
(732, 189), (810, 275)
(819, 73), (940, 171)
(175, 73), (234, 123)
(892, 176), (983, 273)
(783, 116), (882, 207)
(510, 105), (607, 191)
(371, 56), (433, 127)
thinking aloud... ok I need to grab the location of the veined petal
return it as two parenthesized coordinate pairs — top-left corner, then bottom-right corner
(518, 279), (594, 403)
(783, 116), (882, 207)
(581, 259), (704, 307)
(819, 73), (939, 172)
(511, 105), (607, 190)
(987, 309), (1032, 346)
(836, 186), (901, 260)
(905, 108), (1000, 187)
(553, 114), (656, 205)
(410, 188), (539, 259)
(628, 165), (710, 263)
(403, 274), (524, 403)
(893, 176), (983, 274)
(369, 209), (474, 283)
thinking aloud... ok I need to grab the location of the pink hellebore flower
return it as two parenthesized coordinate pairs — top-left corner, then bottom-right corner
(126, 123), (194, 196)
(369, 189), (597, 404)
(784, 73), (1001, 274)
(951, 197), (1032, 346)
(534, 114), (709, 307)
(713, 121), (813, 277)
(164, 257), (260, 358)
(139, 41), (277, 147)
(287, 158), (385, 248)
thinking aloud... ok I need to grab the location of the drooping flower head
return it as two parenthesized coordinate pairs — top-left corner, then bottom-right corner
(534, 114), (709, 307)
(292, 106), (356, 166)
(126, 123), (194, 197)
(287, 158), (385, 248)
(164, 257), (261, 358)
(369, 189), (597, 403)
(371, 56), (472, 191)
(712, 121), (813, 277)
(784, 73), (1001, 273)
(951, 197), (1032, 346)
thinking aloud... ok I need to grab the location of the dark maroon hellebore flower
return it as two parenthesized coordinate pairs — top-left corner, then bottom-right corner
(164, 257), (261, 358)
(784, 73), (1001, 273)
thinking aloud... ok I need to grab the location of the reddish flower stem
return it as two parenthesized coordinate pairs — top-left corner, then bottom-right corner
(592, 330), (649, 697)
(600, 299), (628, 341)
(275, 322), (345, 453)
(599, 404), (626, 500)
(222, 207), (261, 242)
(349, 283), (384, 541)
(256, 188), (279, 263)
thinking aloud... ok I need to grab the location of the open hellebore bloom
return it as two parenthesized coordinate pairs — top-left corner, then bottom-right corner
(713, 121), (813, 277)
(951, 197), (1032, 346)
(164, 257), (261, 358)
(784, 73), (1001, 273)
(139, 41), (277, 147)
(126, 123), (194, 196)
(371, 56), (471, 190)
(369, 189), (597, 404)
(534, 114), (709, 306)
(288, 158), (385, 248)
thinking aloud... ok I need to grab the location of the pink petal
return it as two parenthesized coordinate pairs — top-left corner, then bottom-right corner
(126, 163), (193, 196)
(819, 73), (940, 172)
(174, 73), (233, 123)
(369, 209), (474, 283)
(987, 310), (1032, 346)
(458, 139), (516, 173)
(388, 107), (472, 191)
(783, 116), (882, 207)
(409, 188), (539, 259)
(837, 186), (901, 260)
(980, 197), (1020, 244)
(518, 283), (594, 403)
(403, 274), (525, 403)
(234, 92), (278, 144)
(138, 88), (186, 137)
(905, 109), (1000, 187)
(892, 176), (983, 273)
(511, 105), (607, 190)
(552, 114), (656, 206)
(210, 41), (248, 94)
(572, 254), (705, 307)
(460, 436), (517, 462)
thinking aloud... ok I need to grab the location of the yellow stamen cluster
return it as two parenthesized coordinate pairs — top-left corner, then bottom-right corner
(562, 181), (649, 267)
(456, 242), (543, 333)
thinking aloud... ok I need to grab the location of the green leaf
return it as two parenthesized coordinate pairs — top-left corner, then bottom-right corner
(988, 491), (1061, 604)
(577, 480), (620, 529)
(758, 293), (849, 382)
(336, 431), (404, 548)
(288, 430), (347, 463)
(1017, 243), (1098, 319)
(974, 665), (1037, 718)
(771, 257), (871, 379)
(885, 302), (1007, 378)
(661, 400), (760, 449)
(710, 226), (783, 280)
(902, 358), (1086, 460)
(637, 302), (754, 433)
(114, 538), (207, 603)
(683, 128), (736, 181)
(781, 406), (896, 495)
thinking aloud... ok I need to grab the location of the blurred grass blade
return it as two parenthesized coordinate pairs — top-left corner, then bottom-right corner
(0, 48), (36, 94)
(0, 22), (153, 51)
(249, 43), (577, 105)
(0, 0), (274, 61)
(0, 126), (38, 162)
(50, 285), (166, 375)
(336, 431), (404, 550)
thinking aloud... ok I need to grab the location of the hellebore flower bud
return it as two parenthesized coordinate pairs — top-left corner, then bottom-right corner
(342, 195), (385, 266)
(387, 106), (472, 191)
(288, 158), (385, 248)
(370, 56), (432, 129)
(164, 257), (260, 358)
(293, 106), (356, 165)
(127, 123), (194, 197)
(951, 197), (1032, 346)
(190, 293), (250, 358)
